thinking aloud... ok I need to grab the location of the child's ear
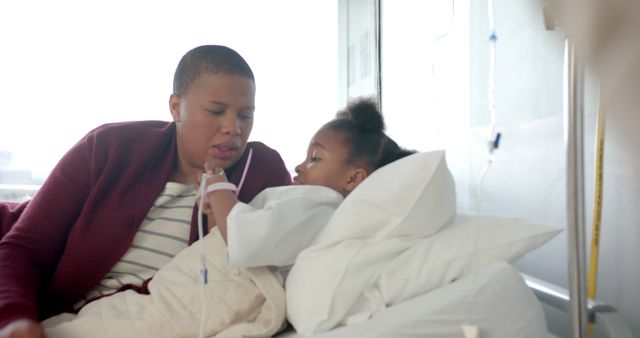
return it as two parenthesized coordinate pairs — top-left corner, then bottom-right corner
(344, 168), (368, 193)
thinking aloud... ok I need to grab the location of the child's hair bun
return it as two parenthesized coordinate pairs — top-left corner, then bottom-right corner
(337, 98), (385, 134)
(327, 96), (415, 173)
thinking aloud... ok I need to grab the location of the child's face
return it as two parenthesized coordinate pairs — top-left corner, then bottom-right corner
(169, 73), (255, 178)
(294, 128), (358, 196)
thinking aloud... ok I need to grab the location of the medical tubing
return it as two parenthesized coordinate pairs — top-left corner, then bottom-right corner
(475, 158), (494, 210)
(487, 0), (498, 151)
(235, 148), (253, 196)
(195, 149), (251, 337)
(198, 173), (209, 338)
(475, 0), (499, 212)
(587, 93), (605, 338)
(470, 1), (496, 314)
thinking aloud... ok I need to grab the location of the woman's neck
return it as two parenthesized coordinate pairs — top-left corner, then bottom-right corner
(171, 164), (200, 184)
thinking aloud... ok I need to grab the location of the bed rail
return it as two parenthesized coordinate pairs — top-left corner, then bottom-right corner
(522, 273), (634, 338)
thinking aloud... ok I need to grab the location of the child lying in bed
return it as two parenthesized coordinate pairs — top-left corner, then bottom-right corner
(205, 98), (415, 277)
(43, 98), (414, 338)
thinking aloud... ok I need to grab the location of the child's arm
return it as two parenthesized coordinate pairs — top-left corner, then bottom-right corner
(204, 167), (237, 243)
(203, 164), (344, 269)
(226, 186), (343, 268)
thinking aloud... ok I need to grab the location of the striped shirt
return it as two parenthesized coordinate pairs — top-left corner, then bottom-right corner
(77, 182), (196, 307)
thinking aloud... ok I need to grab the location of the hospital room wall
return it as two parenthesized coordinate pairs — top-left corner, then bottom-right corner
(374, 0), (640, 335)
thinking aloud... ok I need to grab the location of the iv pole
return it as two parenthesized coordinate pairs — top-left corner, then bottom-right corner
(565, 38), (589, 338)
(546, 5), (589, 336)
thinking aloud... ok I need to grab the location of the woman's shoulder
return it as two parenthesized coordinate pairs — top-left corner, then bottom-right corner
(80, 120), (174, 147)
(88, 120), (172, 137)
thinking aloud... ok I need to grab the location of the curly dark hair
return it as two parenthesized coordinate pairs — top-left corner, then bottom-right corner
(323, 97), (416, 173)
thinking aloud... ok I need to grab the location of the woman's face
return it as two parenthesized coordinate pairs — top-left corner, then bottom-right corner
(294, 128), (356, 196)
(170, 73), (255, 182)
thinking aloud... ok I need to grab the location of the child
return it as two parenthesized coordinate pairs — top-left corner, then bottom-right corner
(207, 97), (415, 275)
(43, 98), (414, 338)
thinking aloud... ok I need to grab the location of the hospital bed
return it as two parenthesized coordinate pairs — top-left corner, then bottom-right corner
(277, 262), (634, 338)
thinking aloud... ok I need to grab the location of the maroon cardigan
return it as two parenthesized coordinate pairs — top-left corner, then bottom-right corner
(0, 121), (291, 327)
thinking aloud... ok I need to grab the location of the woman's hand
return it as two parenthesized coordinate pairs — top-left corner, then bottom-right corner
(0, 319), (46, 338)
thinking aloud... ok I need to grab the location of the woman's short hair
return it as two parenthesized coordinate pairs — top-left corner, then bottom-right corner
(172, 45), (254, 96)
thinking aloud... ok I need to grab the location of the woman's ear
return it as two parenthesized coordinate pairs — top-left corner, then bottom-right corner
(344, 168), (368, 193)
(169, 94), (181, 122)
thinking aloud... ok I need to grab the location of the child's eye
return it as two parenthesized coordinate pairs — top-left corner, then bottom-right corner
(310, 151), (320, 162)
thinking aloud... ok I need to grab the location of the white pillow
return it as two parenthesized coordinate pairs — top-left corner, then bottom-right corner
(286, 150), (561, 336)
(314, 150), (456, 243)
(278, 262), (549, 338)
(370, 213), (562, 307)
(287, 150), (457, 335)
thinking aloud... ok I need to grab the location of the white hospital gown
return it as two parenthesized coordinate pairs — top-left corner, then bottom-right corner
(226, 185), (343, 277)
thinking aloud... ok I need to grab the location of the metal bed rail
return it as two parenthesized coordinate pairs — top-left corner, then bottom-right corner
(522, 273), (634, 338)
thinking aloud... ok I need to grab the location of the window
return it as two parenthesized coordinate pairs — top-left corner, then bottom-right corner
(339, 0), (379, 103)
(0, 0), (339, 201)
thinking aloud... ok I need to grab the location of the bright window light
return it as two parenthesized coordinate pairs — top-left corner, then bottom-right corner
(0, 0), (338, 200)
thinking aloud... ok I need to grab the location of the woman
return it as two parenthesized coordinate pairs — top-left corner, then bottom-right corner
(0, 45), (291, 338)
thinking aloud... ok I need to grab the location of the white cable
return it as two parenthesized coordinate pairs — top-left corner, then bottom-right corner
(475, 0), (500, 211)
(487, 0), (498, 150)
(475, 156), (494, 210)
(197, 173), (209, 338)
(466, 3), (498, 332)
(194, 155), (250, 337)
(487, 0), (495, 28)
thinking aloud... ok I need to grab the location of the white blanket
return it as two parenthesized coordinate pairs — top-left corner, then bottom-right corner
(43, 228), (286, 338)
(278, 261), (549, 338)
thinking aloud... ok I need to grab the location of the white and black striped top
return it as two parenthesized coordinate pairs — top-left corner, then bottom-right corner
(77, 182), (196, 307)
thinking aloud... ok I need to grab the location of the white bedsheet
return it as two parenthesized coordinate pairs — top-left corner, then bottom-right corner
(278, 261), (551, 338)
